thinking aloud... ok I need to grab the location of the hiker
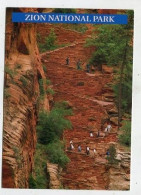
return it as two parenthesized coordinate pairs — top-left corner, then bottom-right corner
(70, 140), (73, 144)
(86, 63), (90, 73)
(86, 146), (90, 155)
(76, 59), (81, 70)
(106, 150), (110, 157)
(90, 132), (94, 137)
(70, 143), (74, 150)
(107, 124), (112, 132)
(97, 130), (100, 137)
(104, 127), (108, 133)
(78, 145), (82, 152)
(93, 148), (97, 154)
(66, 57), (69, 65)
(93, 148), (97, 157)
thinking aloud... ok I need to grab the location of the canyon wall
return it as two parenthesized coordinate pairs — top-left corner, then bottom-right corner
(2, 8), (49, 188)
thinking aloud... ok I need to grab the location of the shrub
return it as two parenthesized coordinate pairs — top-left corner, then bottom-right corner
(107, 145), (117, 164)
(5, 66), (16, 79)
(33, 143), (49, 189)
(38, 29), (57, 52)
(37, 107), (72, 144)
(46, 88), (55, 95)
(29, 175), (37, 189)
(119, 120), (131, 147)
(39, 79), (45, 96)
(46, 141), (70, 168)
(53, 8), (76, 13)
(42, 64), (47, 73)
(20, 76), (28, 87)
(46, 79), (51, 85)
(4, 88), (11, 98)
(54, 101), (73, 116)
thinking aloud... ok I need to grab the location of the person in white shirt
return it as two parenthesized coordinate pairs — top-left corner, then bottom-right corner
(86, 146), (90, 155)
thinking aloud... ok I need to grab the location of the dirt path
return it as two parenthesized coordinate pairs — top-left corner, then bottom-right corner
(41, 25), (118, 190)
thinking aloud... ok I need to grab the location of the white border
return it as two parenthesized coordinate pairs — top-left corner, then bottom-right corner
(1, 0), (141, 195)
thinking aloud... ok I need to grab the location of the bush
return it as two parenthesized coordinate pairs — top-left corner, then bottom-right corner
(38, 29), (57, 52)
(42, 64), (47, 73)
(46, 141), (70, 168)
(46, 79), (51, 85)
(33, 143), (49, 189)
(107, 145), (117, 164)
(46, 88), (55, 95)
(54, 101), (73, 116)
(37, 107), (72, 144)
(53, 8), (76, 13)
(29, 175), (37, 189)
(4, 88), (11, 98)
(119, 120), (131, 146)
(39, 79), (45, 96)
(20, 76), (28, 87)
(5, 66), (17, 79)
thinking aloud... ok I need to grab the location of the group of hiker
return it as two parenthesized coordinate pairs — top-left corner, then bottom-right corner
(69, 123), (112, 157)
(65, 57), (91, 73)
(69, 140), (97, 156)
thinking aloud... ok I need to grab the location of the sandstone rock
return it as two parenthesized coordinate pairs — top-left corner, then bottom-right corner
(110, 117), (118, 126)
(47, 162), (61, 189)
(107, 106), (118, 115)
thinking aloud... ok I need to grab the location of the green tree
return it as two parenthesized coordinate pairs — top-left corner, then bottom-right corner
(46, 141), (70, 168)
(85, 10), (133, 125)
(36, 107), (72, 144)
(107, 145), (117, 164)
(119, 120), (131, 146)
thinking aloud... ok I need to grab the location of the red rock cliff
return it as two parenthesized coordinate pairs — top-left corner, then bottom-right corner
(2, 8), (49, 188)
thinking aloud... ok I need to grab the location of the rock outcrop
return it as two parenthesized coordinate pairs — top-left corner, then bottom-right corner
(2, 8), (49, 188)
(47, 162), (61, 189)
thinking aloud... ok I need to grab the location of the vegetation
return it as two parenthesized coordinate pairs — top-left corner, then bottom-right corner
(53, 8), (76, 13)
(46, 88), (55, 95)
(39, 79), (45, 97)
(46, 141), (70, 168)
(85, 10), (133, 127)
(37, 29), (70, 53)
(32, 101), (72, 188)
(42, 64), (47, 73)
(29, 143), (49, 189)
(119, 120), (131, 147)
(4, 88), (11, 98)
(13, 146), (23, 168)
(20, 76), (28, 87)
(46, 79), (51, 85)
(5, 66), (17, 79)
(36, 106), (72, 145)
(38, 28), (57, 52)
(28, 174), (37, 189)
(62, 23), (88, 33)
(107, 145), (118, 164)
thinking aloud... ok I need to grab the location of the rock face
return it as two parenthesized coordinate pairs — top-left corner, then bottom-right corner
(2, 8), (49, 188)
(47, 162), (61, 189)
(108, 151), (130, 190)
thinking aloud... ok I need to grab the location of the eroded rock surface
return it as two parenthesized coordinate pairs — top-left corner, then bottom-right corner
(2, 8), (49, 188)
